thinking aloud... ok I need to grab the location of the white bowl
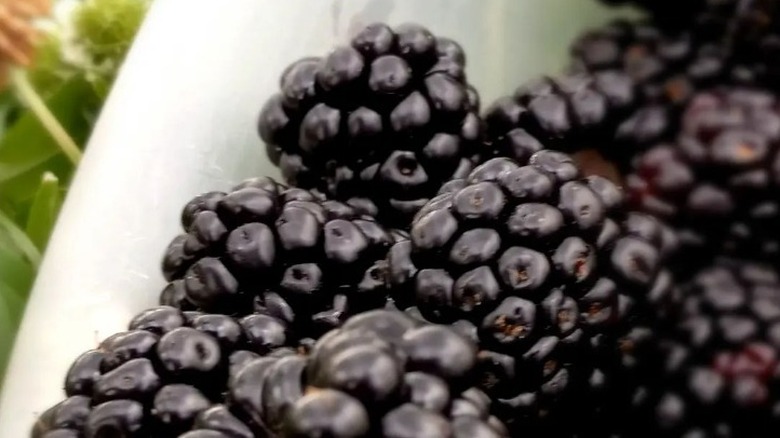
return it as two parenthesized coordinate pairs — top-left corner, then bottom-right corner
(0, 0), (630, 434)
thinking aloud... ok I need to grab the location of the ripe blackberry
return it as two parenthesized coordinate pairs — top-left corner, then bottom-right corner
(557, 19), (731, 169)
(726, 0), (780, 88)
(571, 20), (730, 106)
(483, 19), (731, 175)
(32, 305), (293, 437)
(596, 0), (737, 32)
(624, 260), (780, 437)
(387, 152), (678, 436)
(160, 176), (402, 333)
(257, 23), (482, 227)
(35, 308), (509, 437)
(282, 309), (508, 437)
(627, 87), (780, 265)
(482, 69), (638, 170)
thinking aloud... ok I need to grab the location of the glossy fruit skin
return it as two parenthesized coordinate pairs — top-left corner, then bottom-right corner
(37, 308), (509, 438)
(623, 260), (780, 437)
(389, 153), (678, 436)
(258, 23), (482, 227)
(542, 17), (743, 171)
(627, 87), (780, 266)
(283, 309), (508, 437)
(36, 306), (284, 437)
(483, 71), (640, 170)
(160, 176), (399, 324)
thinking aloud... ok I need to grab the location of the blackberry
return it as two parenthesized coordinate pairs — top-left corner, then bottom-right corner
(387, 152), (678, 436)
(35, 308), (509, 437)
(726, 0), (780, 88)
(281, 309), (508, 437)
(160, 176), (401, 332)
(257, 23), (482, 227)
(627, 87), (780, 265)
(483, 19), (731, 174)
(596, 0), (737, 33)
(482, 69), (640, 171)
(32, 305), (289, 437)
(625, 260), (780, 437)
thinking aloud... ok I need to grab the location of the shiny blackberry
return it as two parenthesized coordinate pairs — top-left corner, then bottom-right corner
(561, 19), (732, 169)
(388, 153), (678, 436)
(282, 309), (508, 437)
(160, 176), (400, 330)
(33, 306), (290, 437)
(483, 70), (640, 171)
(624, 260), (780, 437)
(258, 23), (482, 227)
(627, 87), (780, 265)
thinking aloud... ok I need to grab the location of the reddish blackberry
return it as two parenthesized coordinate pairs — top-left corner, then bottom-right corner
(160, 176), (401, 333)
(34, 308), (509, 437)
(387, 153), (679, 436)
(258, 23), (482, 227)
(627, 87), (780, 265)
(624, 260), (780, 437)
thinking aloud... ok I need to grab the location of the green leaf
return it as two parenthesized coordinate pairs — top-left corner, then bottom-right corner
(0, 78), (93, 201)
(25, 172), (62, 251)
(0, 154), (71, 210)
(0, 208), (41, 268)
(0, 241), (34, 297)
(0, 275), (26, 382)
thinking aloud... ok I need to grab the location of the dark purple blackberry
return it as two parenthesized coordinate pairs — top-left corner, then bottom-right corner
(257, 23), (482, 227)
(624, 260), (780, 437)
(32, 305), (297, 437)
(596, 0), (737, 33)
(725, 0), (780, 88)
(627, 87), (780, 265)
(482, 70), (639, 170)
(281, 309), (508, 437)
(160, 176), (402, 332)
(37, 307), (508, 437)
(510, 19), (732, 171)
(387, 153), (678, 436)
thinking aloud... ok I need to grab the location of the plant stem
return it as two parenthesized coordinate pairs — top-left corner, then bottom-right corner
(9, 68), (82, 166)
(0, 209), (41, 268)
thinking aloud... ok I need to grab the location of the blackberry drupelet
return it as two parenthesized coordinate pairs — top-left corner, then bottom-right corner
(32, 305), (293, 437)
(628, 87), (780, 265)
(34, 308), (509, 437)
(160, 176), (402, 333)
(625, 260), (780, 437)
(258, 23), (482, 227)
(387, 152), (678, 436)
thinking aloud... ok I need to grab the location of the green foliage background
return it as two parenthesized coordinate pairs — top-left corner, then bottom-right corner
(0, 0), (150, 381)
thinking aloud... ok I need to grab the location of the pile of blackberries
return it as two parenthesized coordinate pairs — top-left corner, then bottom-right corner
(33, 3), (780, 436)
